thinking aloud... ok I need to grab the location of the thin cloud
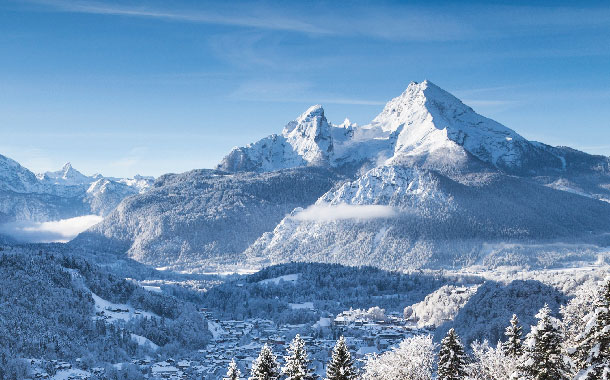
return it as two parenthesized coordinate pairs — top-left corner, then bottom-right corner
(20, 1), (610, 42)
(230, 81), (385, 106)
(292, 204), (398, 222)
(0, 215), (103, 243)
(24, 0), (330, 34)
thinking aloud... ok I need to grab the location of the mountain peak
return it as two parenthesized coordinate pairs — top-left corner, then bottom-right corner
(59, 162), (87, 179)
(282, 104), (333, 165)
(218, 80), (566, 174)
(38, 161), (93, 185)
(373, 80), (470, 133)
(61, 162), (74, 174)
(371, 81), (560, 171)
(299, 104), (324, 120)
(283, 105), (326, 136)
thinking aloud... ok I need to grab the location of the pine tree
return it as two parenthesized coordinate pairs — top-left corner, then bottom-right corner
(573, 280), (610, 380)
(504, 314), (523, 357)
(437, 328), (468, 380)
(519, 304), (569, 380)
(224, 359), (241, 380)
(249, 344), (280, 380)
(325, 336), (357, 380)
(283, 334), (317, 380)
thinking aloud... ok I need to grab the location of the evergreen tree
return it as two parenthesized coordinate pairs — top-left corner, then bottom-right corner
(283, 334), (317, 380)
(249, 344), (280, 380)
(437, 328), (468, 380)
(325, 336), (357, 380)
(573, 280), (610, 380)
(503, 314), (523, 357)
(519, 304), (569, 380)
(224, 359), (241, 380)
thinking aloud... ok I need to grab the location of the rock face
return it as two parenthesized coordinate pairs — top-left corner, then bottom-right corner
(0, 155), (154, 223)
(77, 80), (610, 271)
(217, 105), (335, 172)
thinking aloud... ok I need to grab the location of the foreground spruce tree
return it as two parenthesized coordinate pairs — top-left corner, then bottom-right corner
(283, 334), (317, 380)
(250, 344), (280, 380)
(224, 359), (242, 380)
(325, 336), (357, 380)
(504, 314), (523, 357)
(573, 280), (610, 380)
(437, 328), (468, 380)
(519, 304), (568, 380)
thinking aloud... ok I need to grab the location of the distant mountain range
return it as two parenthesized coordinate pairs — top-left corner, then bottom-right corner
(11, 80), (610, 270)
(0, 156), (153, 225)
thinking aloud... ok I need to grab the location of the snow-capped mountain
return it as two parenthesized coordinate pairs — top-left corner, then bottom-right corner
(0, 155), (154, 224)
(76, 80), (610, 271)
(0, 154), (44, 194)
(217, 105), (335, 172)
(218, 81), (572, 176)
(37, 162), (93, 187)
(369, 81), (568, 174)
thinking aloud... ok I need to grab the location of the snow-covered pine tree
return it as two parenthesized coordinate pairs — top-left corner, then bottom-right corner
(437, 328), (468, 380)
(224, 359), (241, 380)
(283, 334), (317, 380)
(325, 336), (357, 380)
(519, 304), (569, 380)
(504, 314), (523, 357)
(361, 335), (435, 380)
(573, 280), (610, 380)
(250, 344), (280, 380)
(469, 340), (519, 380)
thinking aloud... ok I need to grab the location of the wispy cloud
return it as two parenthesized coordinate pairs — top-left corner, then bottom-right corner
(230, 81), (385, 106)
(0, 215), (103, 243)
(20, 1), (610, 42)
(26, 0), (329, 34)
(292, 204), (398, 222)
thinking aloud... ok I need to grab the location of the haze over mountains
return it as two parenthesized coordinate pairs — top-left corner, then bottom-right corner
(3, 80), (610, 270)
(0, 156), (153, 241)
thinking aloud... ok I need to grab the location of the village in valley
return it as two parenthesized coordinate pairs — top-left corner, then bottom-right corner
(29, 305), (424, 380)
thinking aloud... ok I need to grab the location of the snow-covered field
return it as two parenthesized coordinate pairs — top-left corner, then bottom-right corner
(259, 273), (300, 285)
(91, 292), (157, 322)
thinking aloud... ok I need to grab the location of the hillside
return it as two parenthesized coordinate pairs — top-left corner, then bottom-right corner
(72, 168), (340, 270)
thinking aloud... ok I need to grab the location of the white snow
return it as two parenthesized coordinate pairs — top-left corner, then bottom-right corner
(289, 302), (314, 310)
(142, 285), (162, 293)
(259, 273), (300, 285)
(51, 368), (92, 380)
(313, 317), (332, 328)
(38, 162), (92, 186)
(219, 80), (559, 173)
(91, 292), (157, 322)
(207, 320), (226, 340)
(131, 333), (159, 350)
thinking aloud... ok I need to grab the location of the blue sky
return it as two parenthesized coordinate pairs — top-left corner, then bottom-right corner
(0, 0), (609, 177)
